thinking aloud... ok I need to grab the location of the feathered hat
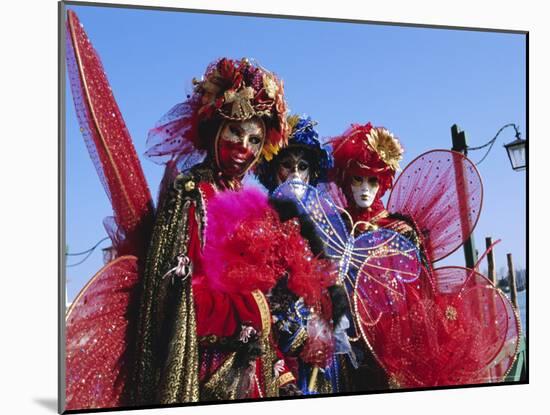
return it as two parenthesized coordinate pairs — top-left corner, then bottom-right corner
(329, 122), (404, 199)
(256, 114), (332, 192)
(145, 57), (290, 169)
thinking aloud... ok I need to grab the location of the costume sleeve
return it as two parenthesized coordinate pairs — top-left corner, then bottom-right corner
(193, 280), (264, 338)
(273, 345), (297, 388)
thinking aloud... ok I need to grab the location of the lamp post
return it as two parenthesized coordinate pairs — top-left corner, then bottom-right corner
(450, 123), (526, 269)
(451, 125), (478, 269)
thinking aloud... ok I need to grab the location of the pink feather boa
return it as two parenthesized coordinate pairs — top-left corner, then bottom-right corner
(203, 187), (335, 306)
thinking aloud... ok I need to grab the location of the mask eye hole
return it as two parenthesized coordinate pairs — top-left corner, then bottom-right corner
(352, 176), (363, 185)
(229, 125), (241, 137)
(298, 161), (309, 171)
(367, 177), (379, 186)
(281, 161), (292, 169)
(249, 136), (261, 145)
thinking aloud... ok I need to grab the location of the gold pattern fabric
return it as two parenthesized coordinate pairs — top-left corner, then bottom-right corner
(307, 366), (333, 394)
(276, 372), (296, 387)
(202, 289), (282, 400)
(261, 338), (279, 398)
(252, 289), (281, 398)
(201, 353), (243, 401)
(251, 289), (271, 340)
(133, 170), (202, 405)
(288, 328), (308, 354)
(158, 278), (200, 404)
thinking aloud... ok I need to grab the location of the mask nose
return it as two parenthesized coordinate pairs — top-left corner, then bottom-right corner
(236, 141), (254, 157)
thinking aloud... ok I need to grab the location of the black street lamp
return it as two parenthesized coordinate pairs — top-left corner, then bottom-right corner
(504, 134), (527, 171)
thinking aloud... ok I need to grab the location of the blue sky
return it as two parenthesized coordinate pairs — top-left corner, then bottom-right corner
(64, 4), (526, 301)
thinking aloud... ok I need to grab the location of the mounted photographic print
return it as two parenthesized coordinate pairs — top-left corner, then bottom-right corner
(59, 1), (528, 413)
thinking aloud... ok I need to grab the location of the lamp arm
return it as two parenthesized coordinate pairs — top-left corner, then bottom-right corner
(468, 123), (519, 151)
(468, 123), (520, 166)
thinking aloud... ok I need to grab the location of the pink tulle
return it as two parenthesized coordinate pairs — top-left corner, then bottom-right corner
(388, 150), (482, 262)
(144, 98), (205, 170)
(202, 188), (272, 292)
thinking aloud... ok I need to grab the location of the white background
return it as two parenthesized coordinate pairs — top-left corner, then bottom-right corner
(0, 0), (545, 414)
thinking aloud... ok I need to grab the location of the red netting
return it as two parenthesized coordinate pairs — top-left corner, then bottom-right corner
(432, 267), (521, 383)
(66, 11), (153, 256)
(355, 266), (520, 387)
(387, 150), (483, 262)
(144, 98), (206, 171)
(65, 256), (140, 410)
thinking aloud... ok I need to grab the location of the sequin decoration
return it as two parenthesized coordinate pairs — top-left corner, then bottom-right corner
(66, 11), (153, 257)
(65, 256), (140, 410)
(272, 180), (422, 312)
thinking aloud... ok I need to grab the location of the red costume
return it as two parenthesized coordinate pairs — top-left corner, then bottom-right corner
(64, 10), (301, 410)
(326, 122), (521, 389)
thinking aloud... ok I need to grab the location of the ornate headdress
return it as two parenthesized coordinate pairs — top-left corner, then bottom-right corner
(145, 57), (290, 169)
(329, 122), (404, 198)
(256, 114), (332, 192)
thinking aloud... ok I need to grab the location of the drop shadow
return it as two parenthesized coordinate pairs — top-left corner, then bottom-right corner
(34, 398), (58, 413)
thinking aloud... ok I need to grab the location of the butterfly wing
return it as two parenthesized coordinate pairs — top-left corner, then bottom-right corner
(387, 150), (482, 263)
(272, 180), (349, 261)
(350, 228), (423, 318)
(347, 229), (426, 378)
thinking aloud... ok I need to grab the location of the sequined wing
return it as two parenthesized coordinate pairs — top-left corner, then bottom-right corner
(350, 229), (423, 331)
(272, 180), (349, 260)
(387, 150), (483, 263)
(66, 10), (153, 256)
(272, 181), (424, 337)
(65, 256), (140, 410)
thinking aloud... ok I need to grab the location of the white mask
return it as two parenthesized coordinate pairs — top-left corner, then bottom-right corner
(350, 175), (380, 208)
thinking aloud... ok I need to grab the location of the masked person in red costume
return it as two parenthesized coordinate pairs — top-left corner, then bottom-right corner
(64, 11), (518, 409)
(131, 57), (304, 404)
(326, 123), (412, 390)
(325, 122), (519, 390)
